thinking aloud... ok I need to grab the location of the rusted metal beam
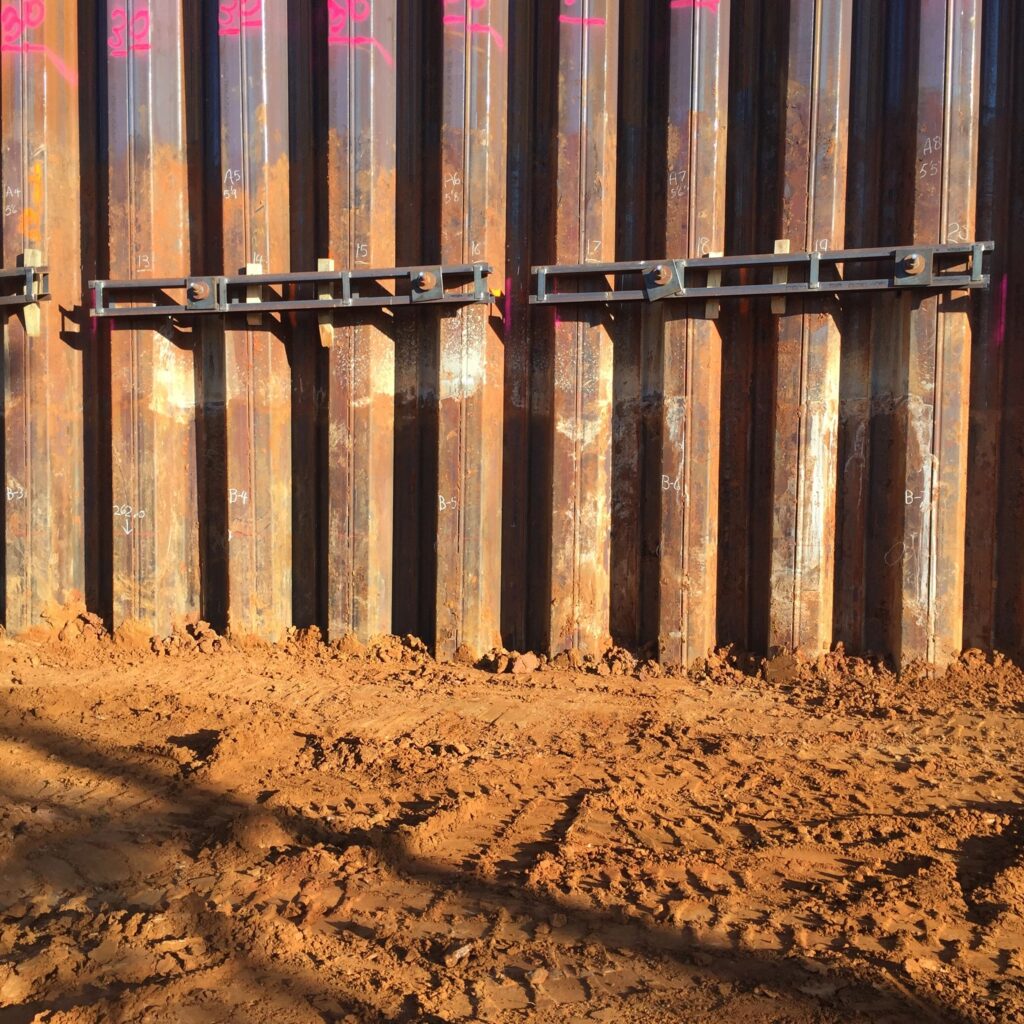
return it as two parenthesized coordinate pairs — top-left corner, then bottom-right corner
(534, 0), (618, 656)
(609, 3), (647, 651)
(999, 5), (1024, 659)
(965, 0), (1012, 650)
(432, 0), (507, 659)
(888, 0), (981, 667)
(649, 0), (729, 666)
(718, 0), (777, 654)
(1, 0), (83, 631)
(835, 0), (886, 654)
(103, 0), (199, 634)
(768, 0), (852, 654)
(323, 0), (396, 641)
(215, 0), (292, 640)
(499, 0), (532, 650)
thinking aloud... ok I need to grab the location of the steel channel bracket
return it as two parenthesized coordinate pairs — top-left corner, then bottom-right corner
(530, 242), (993, 306)
(89, 262), (493, 319)
(0, 265), (50, 309)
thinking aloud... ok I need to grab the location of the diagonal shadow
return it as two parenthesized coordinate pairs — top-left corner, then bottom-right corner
(0, 698), (982, 1024)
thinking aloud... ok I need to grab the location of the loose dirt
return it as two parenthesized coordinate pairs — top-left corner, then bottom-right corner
(1, 615), (1023, 1022)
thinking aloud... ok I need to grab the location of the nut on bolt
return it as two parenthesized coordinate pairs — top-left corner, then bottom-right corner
(414, 270), (437, 292)
(188, 279), (211, 302)
(902, 252), (925, 277)
(651, 263), (673, 287)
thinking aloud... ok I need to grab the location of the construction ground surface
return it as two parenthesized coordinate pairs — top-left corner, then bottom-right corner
(1, 609), (1023, 1023)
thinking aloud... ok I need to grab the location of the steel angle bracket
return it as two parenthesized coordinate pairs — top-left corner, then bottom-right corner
(0, 265), (50, 309)
(89, 262), (493, 319)
(530, 242), (994, 305)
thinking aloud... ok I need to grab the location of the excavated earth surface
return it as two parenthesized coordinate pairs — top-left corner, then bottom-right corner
(1, 612), (1024, 1022)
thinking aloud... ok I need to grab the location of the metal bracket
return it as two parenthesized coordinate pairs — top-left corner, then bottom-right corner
(0, 264), (50, 310)
(530, 242), (993, 306)
(89, 262), (493, 319)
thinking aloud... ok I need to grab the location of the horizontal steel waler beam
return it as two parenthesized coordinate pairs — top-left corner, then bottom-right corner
(531, 242), (993, 305)
(89, 262), (493, 318)
(0, 265), (50, 308)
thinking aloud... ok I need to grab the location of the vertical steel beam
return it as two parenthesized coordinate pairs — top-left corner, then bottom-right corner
(433, 0), (507, 658)
(499, 0), (532, 650)
(323, 0), (396, 641)
(767, 0), (851, 654)
(650, 0), (729, 666)
(964, 0), (1012, 650)
(608, 6), (647, 650)
(215, 0), (292, 639)
(834, 0), (885, 653)
(890, 0), (981, 666)
(718, 0), (780, 654)
(1000, 7), (1024, 658)
(104, 0), (199, 633)
(537, 0), (618, 656)
(1, 0), (83, 631)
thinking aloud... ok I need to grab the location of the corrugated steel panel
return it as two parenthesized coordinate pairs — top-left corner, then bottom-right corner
(0, 0), (1016, 669)
(105, 0), (199, 632)
(324, 0), (397, 640)
(2, 0), (84, 630)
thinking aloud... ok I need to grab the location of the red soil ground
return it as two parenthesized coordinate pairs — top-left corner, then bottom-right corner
(2, 610), (1023, 1022)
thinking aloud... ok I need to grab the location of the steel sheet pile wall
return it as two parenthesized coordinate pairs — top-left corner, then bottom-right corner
(0, 0), (1020, 669)
(2, 0), (83, 630)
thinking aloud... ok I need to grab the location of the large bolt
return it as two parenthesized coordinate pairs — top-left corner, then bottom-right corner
(188, 279), (211, 302)
(414, 270), (437, 292)
(902, 252), (925, 277)
(651, 264), (673, 287)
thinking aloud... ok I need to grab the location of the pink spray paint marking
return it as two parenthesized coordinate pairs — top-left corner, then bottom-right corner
(0, 0), (78, 84)
(327, 0), (393, 66)
(442, 0), (505, 51)
(670, 0), (721, 10)
(218, 0), (262, 37)
(108, 7), (151, 57)
(559, 0), (605, 27)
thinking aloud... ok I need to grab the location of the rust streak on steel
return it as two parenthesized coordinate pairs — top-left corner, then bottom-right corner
(651, 0), (729, 666)
(105, 0), (199, 633)
(1, 0), (84, 631)
(434, 0), (507, 659)
(324, 0), (396, 641)
(216, 0), (292, 640)
(890, 0), (981, 667)
(964, 0), (1012, 650)
(537, 0), (618, 656)
(768, 0), (852, 654)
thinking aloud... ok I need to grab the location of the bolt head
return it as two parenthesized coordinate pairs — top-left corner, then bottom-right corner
(652, 264), (673, 287)
(188, 280), (211, 302)
(902, 252), (925, 276)
(415, 270), (437, 292)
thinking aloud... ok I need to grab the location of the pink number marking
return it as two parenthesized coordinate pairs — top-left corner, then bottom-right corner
(327, 0), (393, 67)
(670, 0), (721, 10)
(108, 7), (151, 57)
(442, 0), (505, 51)
(1, 0), (44, 50)
(0, 0), (77, 84)
(218, 0), (262, 37)
(559, 0), (605, 28)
